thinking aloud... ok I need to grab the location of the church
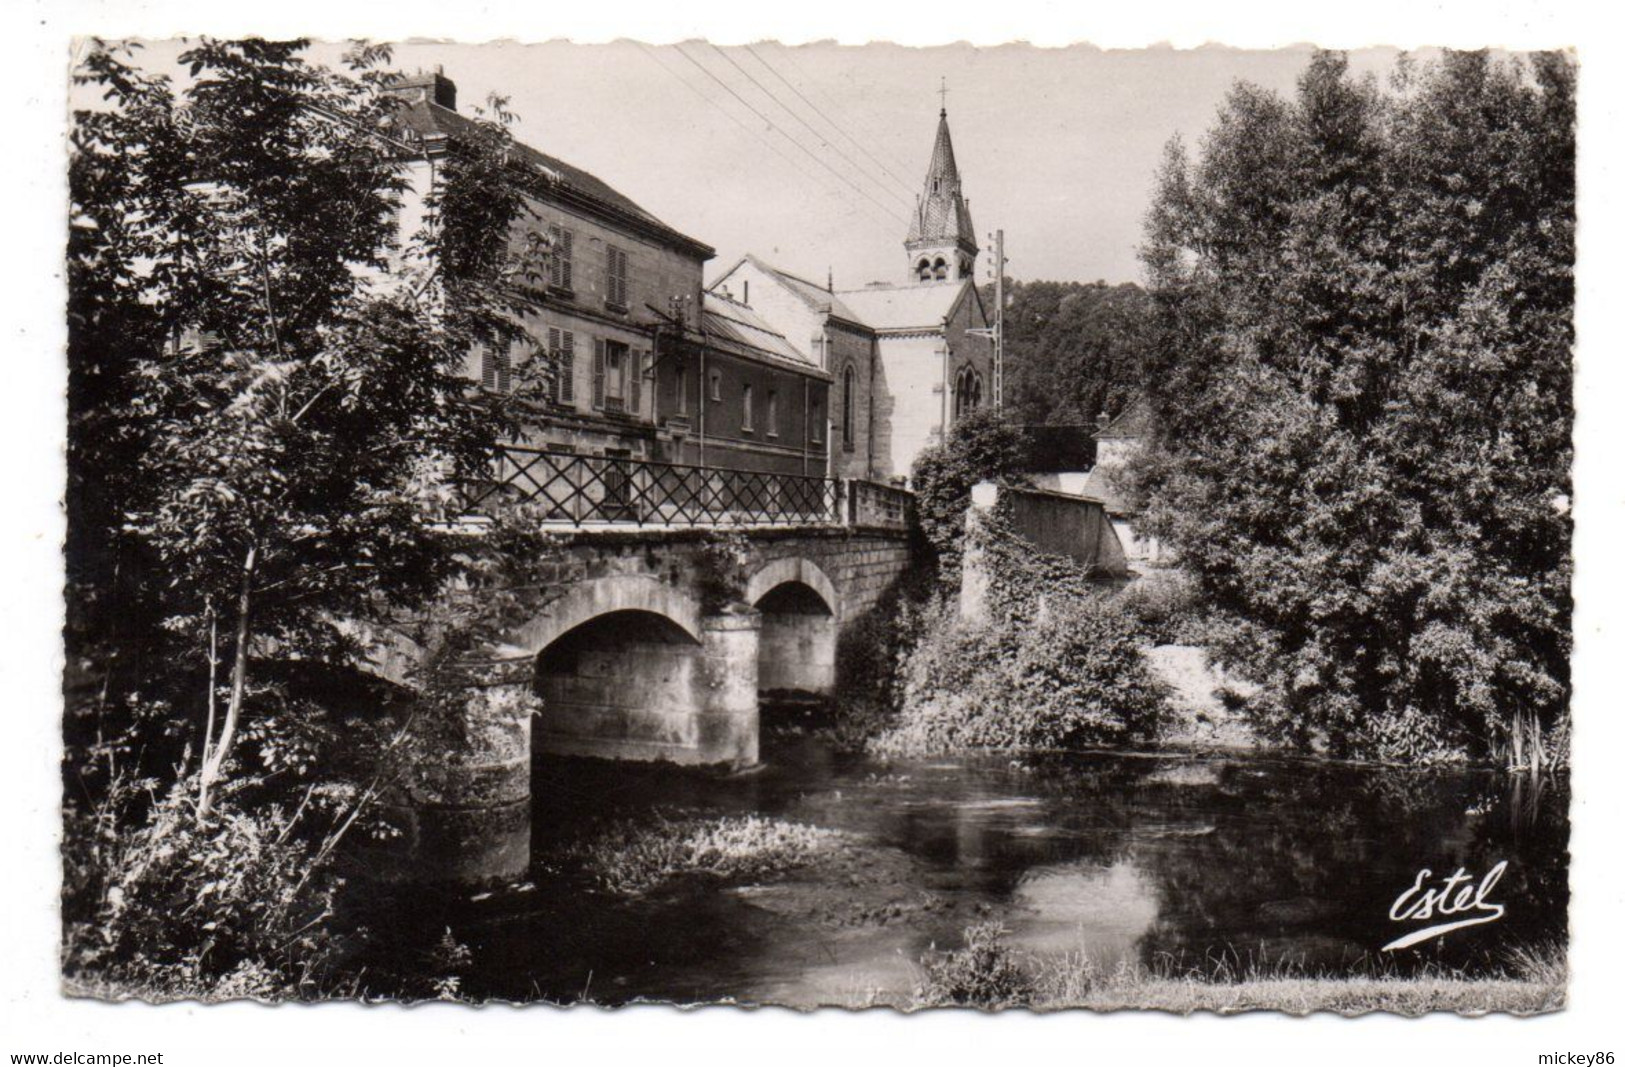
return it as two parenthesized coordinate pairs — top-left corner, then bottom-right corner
(708, 104), (996, 483)
(389, 70), (992, 491)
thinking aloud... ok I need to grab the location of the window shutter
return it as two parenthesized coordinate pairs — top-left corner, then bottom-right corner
(548, 327), (563, 404)
(478, 344), (495, 391)
(629, 351), (643, 416)
(560, 330), (575, 405)
(497, 342), (512, 393)
(592, 337), (606, 410)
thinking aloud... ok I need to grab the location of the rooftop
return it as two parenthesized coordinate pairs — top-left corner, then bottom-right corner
(391, 95), (714, 260)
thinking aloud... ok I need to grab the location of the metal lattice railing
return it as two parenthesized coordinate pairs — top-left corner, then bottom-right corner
(461, 446), (847, 528)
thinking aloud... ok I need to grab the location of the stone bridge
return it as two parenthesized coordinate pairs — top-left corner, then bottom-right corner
(377, 518), (919, 882)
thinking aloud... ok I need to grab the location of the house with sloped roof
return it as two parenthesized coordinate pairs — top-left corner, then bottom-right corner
(709, 105), (995, 484)
(386, 71), (831, 480)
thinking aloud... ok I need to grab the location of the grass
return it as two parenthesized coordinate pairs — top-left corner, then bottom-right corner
(904, 923), (1565, 1015)
(564, 812), (850, 895)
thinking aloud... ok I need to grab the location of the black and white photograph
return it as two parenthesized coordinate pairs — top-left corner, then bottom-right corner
(5, 1), (1618, 1060)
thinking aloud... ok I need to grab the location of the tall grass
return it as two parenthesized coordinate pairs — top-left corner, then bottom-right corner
(904, 922), (1565, 1015)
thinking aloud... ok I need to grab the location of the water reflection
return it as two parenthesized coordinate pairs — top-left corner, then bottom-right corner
(352, 734), (1568, 1005)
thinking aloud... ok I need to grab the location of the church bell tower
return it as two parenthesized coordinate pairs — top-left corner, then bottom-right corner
(906, 102), (979, 284)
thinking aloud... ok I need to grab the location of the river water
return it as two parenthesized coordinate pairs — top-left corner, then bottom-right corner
(358, 728), (1568, 1006)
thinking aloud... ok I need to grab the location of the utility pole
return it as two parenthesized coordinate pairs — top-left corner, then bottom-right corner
(968, 228), (1007, 409)
(992, 228), (1006, 410)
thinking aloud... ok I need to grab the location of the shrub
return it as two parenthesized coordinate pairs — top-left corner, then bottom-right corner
(566, 813), (847, 895)
(872, 507), (1169, 756)
(915, 922), (1036, 1009)
(1112, 569), (1211, 645)
(876, 594), (1168, 756)
(911, 408), (1030, 573)
(61, 777), (341, 1000)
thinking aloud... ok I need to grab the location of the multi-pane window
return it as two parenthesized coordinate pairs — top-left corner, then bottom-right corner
(606, 245), (629, 309)
(547, 224), (573, 291)
(601, 339), (628, 412)
(766, 390), (779, 437)
(547, 326), (575, 406)
(741, 384), (755, 432)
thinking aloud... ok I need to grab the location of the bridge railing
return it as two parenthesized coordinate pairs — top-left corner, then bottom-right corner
(461, 446), (850, 528)
(846, 478), (915, 530)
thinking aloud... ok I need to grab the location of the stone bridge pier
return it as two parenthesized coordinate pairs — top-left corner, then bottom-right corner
(382, 525), (918, 882)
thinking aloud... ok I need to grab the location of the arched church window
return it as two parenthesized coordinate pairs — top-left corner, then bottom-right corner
(917, 258), (932, 282)
(933, 257), (947, 280)
(842, 364), (857, 449)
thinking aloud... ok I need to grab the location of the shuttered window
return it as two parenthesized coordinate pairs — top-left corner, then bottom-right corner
(547, 225), (574, 291)
(592, 337), (606, 410)
(480, 342), (511, 393)
(629, 351), (644, 416)
(548, 327), (575, 405)
(606, 246), (629, 309)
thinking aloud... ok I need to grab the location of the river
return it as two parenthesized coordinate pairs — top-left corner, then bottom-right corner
(352, 727), (1568, 1006)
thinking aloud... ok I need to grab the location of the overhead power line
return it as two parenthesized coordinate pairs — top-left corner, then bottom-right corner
(742, 44), (919, 201)
(634, 42), (854, 208)
(708, 43), (915, 212)
(670, 43), (909, 228)
(767, 44), (927, 192)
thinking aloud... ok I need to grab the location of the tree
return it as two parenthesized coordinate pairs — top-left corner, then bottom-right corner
(911, 408), (1030, 573)
(68, 39), (546, 819)
(1133, 51), (1574, 764)
(992, 279), (1153, 430)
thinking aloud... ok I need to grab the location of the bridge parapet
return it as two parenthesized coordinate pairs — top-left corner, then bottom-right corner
(460, 446), (913, 533)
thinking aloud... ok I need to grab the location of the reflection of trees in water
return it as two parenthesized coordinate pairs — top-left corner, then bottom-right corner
(1084, 761), (1573, 974)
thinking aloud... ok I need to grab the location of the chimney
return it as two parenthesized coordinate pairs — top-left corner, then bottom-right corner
(385, 69), (458, 111)
(1096, 411), (1112, 432)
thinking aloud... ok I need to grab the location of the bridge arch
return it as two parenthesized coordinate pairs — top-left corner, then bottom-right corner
(511, 573), (704, 656)
(746, 557), (841, 620)
(748, 557), (839, 699)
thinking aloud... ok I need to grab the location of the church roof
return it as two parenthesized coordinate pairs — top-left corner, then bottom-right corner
(833, 280), (971, 332)
(904, 110), (978, 258)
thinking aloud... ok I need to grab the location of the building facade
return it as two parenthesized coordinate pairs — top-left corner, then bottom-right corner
(388, 72), (830, 482)
(710, 105), (994, 485)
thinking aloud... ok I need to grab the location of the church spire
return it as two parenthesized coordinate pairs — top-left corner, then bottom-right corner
(905, 104), (979, 283)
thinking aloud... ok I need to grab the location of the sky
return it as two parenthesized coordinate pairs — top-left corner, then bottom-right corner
(86, 40), (1419, 289)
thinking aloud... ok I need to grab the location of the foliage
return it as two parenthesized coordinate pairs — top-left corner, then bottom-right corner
(1131, 51), (1574, 763)
(1112, 569), (1213, 646)
(67, 38), (546, 816)
(61, 775), (342, 1000)
(910, 407), (1030, 572)
(64, 38), (547, 996)
(873, 513), (1167, 756)
(824, 569), (941, 749)
(565, 813), (847, 895)
(988, 279), (1154, 431)
(915, 922), (1037, 1009)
